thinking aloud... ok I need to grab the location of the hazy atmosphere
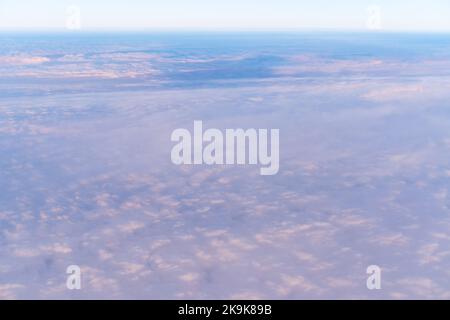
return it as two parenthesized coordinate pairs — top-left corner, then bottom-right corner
(1, 2), (450, 300)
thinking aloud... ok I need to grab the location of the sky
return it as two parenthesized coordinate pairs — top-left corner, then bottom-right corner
(0, 0), (450, 32)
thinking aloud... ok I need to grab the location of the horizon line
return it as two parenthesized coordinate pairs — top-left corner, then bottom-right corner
(1, 27), (450, 35)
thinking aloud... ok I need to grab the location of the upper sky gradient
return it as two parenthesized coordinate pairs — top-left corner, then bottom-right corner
(0, 0), (450, 32)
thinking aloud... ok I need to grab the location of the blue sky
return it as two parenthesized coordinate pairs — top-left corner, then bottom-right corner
(0, 0), (450, 31)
